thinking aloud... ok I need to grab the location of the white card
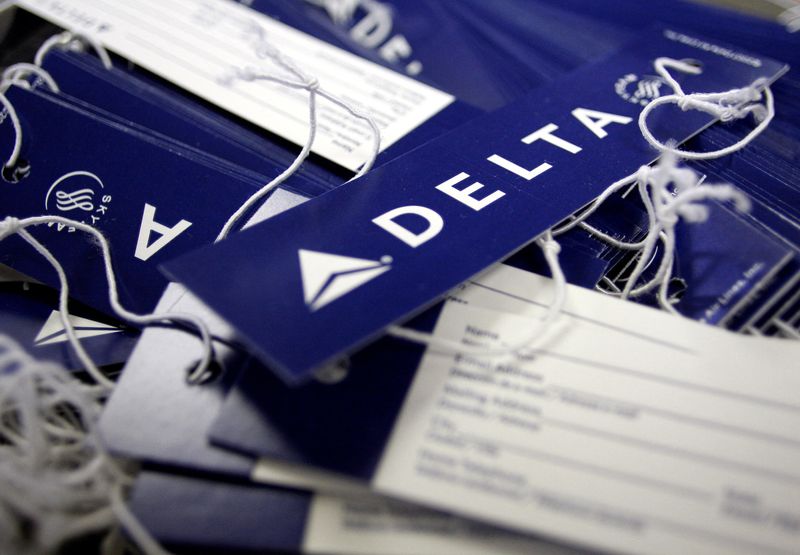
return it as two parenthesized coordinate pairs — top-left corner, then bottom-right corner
(19, 0), (454, 171)
(373, 265), (800, 555)
(303, 492), (580, 555)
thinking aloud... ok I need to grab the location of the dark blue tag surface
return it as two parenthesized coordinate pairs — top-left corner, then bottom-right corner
(98, 284), (255, 479)
(164, 29), (787, 384)
(0, 281), (139, 370)
(673, 203), (794, 324)
(129, 470), (309, 552)
(0, 87), (268, 315)
(39, 49), (351, 197)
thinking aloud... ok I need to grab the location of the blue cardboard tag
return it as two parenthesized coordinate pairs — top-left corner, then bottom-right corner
(0, 86), (271, 315)
(0, 281), (139, 371)
(99, 189), (310, 478)
(164, 29), (786, 384)
(129, 470), (309, 553)
(672, 203), (794, 324)
(39, 49), (351, 198)
(98, 283), (255, 478)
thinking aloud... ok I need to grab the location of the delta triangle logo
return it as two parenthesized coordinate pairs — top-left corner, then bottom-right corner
(299, 249), (392, 312)
(34, 310), (123, 346)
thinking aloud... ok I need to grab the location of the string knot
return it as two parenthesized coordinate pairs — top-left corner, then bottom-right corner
(674, 203), (710, 223)
(655, 206), (681, 227)
(676, 96), (694, 112)
(237, 65), (258, 82)
(538, 236), (561, 255)
(639, 61), (774, 160)
(636, 164), (653, 184)
(305, 76), (320, 92)
(0, 216), (21, 238)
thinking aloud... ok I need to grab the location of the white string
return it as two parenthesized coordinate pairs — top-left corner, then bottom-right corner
(774, 320), (800, 339)
(1, 63), (60, 93)
(639, 57), (774, 160)
(0, 334), (169, 555)
(0, 89), (23, 172)
(0, 216), (215, 388)
(304, 0), (362, 25)
(215, 69), (319, 242)
(387, 232), (567, 356)
(549, 57), (772, 308)
(774, 0), (800, 32)
(618, 153), (751, 303)
(0, 66), (61, 179)
(215, 31), (380, 241)
(34, 30), (114, 70)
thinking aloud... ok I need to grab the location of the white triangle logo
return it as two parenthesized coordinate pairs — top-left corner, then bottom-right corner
(34, 310), (123, 346)
(298, 249), (392, 312)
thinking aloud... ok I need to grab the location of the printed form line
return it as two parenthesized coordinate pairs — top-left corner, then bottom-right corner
(546, 384), (800, 449)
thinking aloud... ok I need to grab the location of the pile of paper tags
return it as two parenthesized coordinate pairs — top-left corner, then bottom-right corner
(0, 1), (799, 554)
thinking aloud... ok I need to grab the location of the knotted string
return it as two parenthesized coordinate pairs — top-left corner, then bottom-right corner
(387, 232), (568, 356)
(389, 56), (774, 353)
(620, 153), (750, 311)
(0, 63), (60, 93)
(0, 334), (169, 555)
(639, 57), (774, 159)
(0, 89), (23, 174)
(0, 216), (215, 387)
(215, 26), (380, 241)
(552, 57), (770, 308)
(34, 30), (114, 70)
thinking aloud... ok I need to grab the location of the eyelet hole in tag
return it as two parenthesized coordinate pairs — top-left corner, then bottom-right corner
(185, 355), (223, 385)
(2, 159), (31, 184)
(681, 58), (704, 70)
(314, 357), (350, 385)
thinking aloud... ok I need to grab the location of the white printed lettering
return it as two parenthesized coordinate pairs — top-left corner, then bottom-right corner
(486, 155), (552, 181)
(571, 107), (632, 139)
(372, 205), (444, 248)
(134, 203), (193, 261)
(435, 172), (507, 210)
(522, 123), (582, 153)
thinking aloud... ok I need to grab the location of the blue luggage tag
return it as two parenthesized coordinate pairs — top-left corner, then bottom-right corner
(99, 188), (308, 479)
(247, 0), (525, 110)
(681, 158), (800, 332)
(0, 86), (274, 316)
(688, 131), (800, 222)
(0, 281), (139, 371)
(210, 309), (436, 479)
(30, 88), (274, 187)
(39, 49), (350, 197)
(41, 48), (483, 193)
(164, 29), (786, 384)
(670, 203), (795, 325)
(129, 470), (310, 553)
(98, 284), (255, 479)
(128, 468), (557, 555)
(727, 259), (800, 334)
(533, 0), (800, 66)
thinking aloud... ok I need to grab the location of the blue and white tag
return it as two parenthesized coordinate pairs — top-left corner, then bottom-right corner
(0, 86), (269, 315)
(0, 281), (139, 371)
(164, 29), (787, 383)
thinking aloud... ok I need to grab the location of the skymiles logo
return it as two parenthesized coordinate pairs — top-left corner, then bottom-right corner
(299, 249), (392, 311)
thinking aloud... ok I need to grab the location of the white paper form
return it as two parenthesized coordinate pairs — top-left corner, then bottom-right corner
(375, 265), (800, 555)
(18, 0), (454, 172)
(302, 493), (580, 555)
